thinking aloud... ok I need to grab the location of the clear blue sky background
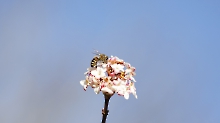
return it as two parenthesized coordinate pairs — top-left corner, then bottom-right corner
(0, 1), (220, 123)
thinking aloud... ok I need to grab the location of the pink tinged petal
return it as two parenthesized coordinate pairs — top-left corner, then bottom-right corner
(131, 67), (135, 72)
(101, 87), (114, 95)
(117, 90), (124, 96)
(115, 56), (120, 60)
(108, 72), (115, 77)
(125, 63), (131, 68)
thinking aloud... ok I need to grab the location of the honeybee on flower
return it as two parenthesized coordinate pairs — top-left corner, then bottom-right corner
(80, 51), (137, 99)
(90, 50), (108, 68)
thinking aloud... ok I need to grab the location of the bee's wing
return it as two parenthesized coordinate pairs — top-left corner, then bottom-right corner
(92, 49), (102, 55)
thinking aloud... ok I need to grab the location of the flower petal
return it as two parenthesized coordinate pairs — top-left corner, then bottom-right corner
(101, 87), (114, 95)
(80, 80), (85, 86)
(94, 87), (100, 94)
(124, 92), (129, 99)
(80, 55), (137, 100)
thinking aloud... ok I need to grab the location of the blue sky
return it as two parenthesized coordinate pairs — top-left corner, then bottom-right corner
(0, 1), (220, 123)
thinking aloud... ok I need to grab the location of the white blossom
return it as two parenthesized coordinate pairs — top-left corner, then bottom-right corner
(91, 67), (106, 79)
(80, 56), (137, 99)
(111, 64), (124, 74)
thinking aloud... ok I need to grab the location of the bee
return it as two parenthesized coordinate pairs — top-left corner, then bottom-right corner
(91, 50), (108, 68)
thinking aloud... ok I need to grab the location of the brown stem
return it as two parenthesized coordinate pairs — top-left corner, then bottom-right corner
(101, 94), (111, 123)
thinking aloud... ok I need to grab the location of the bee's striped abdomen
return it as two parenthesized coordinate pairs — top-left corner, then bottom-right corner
(91, 57), (99, 67)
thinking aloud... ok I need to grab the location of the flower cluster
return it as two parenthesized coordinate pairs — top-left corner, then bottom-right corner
(80, 56), (137, 99)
